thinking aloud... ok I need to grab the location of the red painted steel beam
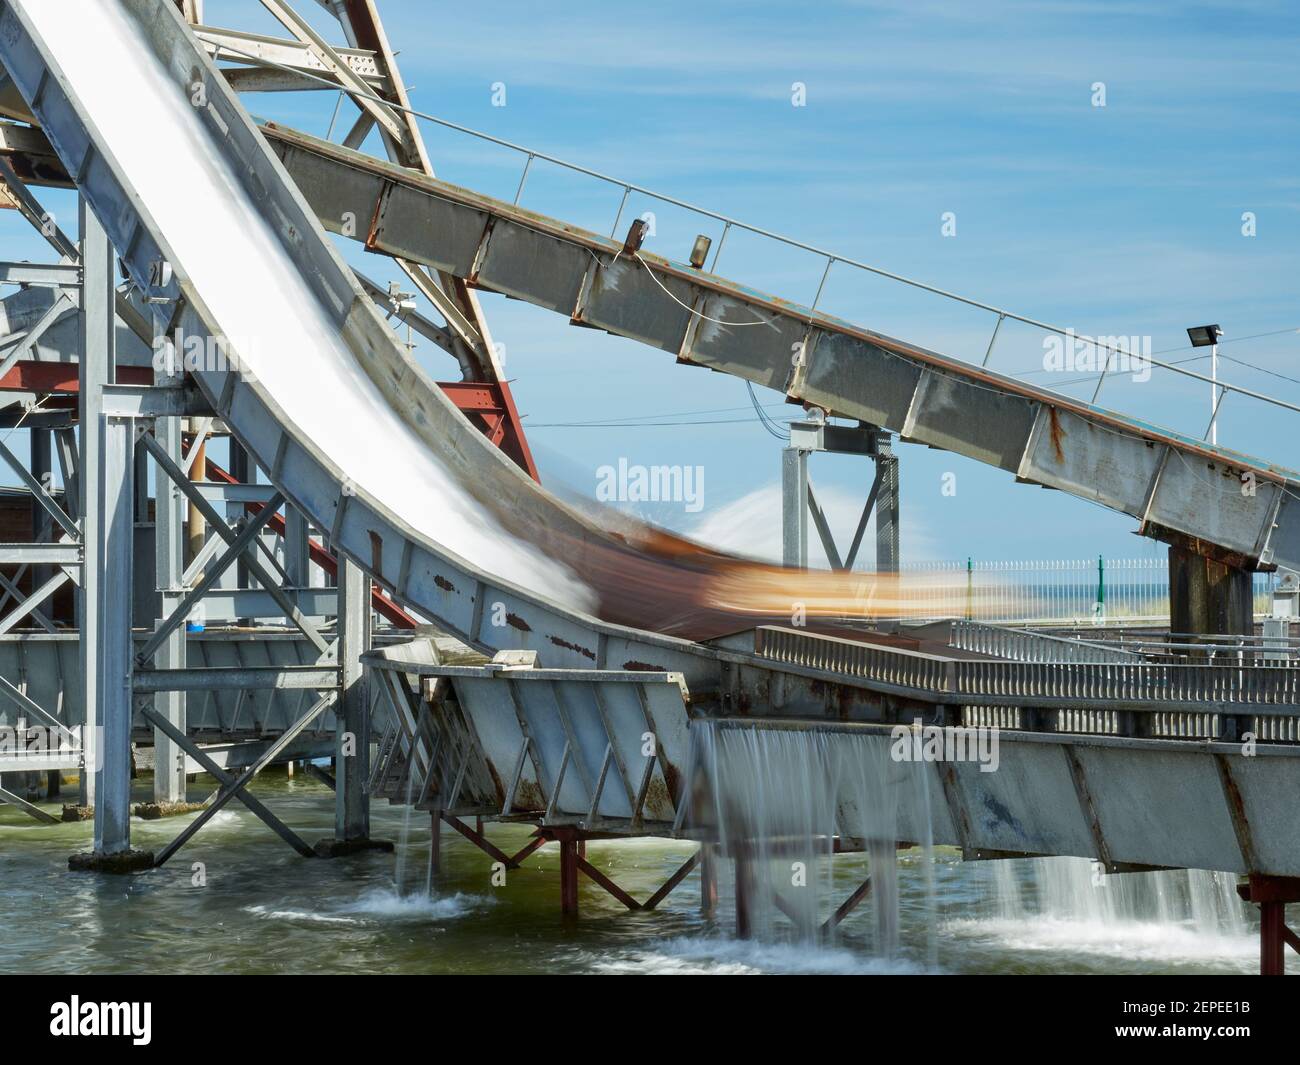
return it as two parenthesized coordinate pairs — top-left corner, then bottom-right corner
(1260, 901), (1286, 976)
(507, 834), (547, 868)
(0, 361), (151, 393)
(1235, 874), (1300, 975)
(642, 850), (700, 911)
(437, 379), (538, 483)
(439, 813), (544, 870)
(822, 875), (873, 934)
(560, 838), (579, 917)
(700, 845), (718, 918)
(576, 854), (641, 911)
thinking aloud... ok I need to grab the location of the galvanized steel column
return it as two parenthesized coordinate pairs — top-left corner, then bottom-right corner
(782, 446), (809, 568)
(91, 413), (134, 854)
(152, 411), (187, 804)
(76, 200), (113, 812)
(335, 556), (371, 839)
(875, 437), (899, 573)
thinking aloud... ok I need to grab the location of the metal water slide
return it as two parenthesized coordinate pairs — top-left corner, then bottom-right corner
(7, 0), (1300, 890)
(4, 15), (1298, 578)
(0, 0), (730, 688)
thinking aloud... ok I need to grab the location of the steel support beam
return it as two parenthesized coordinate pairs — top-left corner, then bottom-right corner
(152, 411), (187, 804)
(1168, 543), (1254, 640)
(29, 427), (52, 589)
(782, 446), (809, 569)
(335, 557), (371, 840)
(875, 441), (899, 574)
(700, 844), (718, 918)
(0, 782), (57, 824)
(152, 692), (334, 867)
(77, 199), (113, 813)
(283, 504), (311, 588)
(90, 414), (134, 854)
(1236, 874), (1300, 976)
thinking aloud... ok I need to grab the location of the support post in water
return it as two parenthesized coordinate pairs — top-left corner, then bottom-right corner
(560, 835), (579, 917)
(428, 809), (441, 884)
(315, 559), (391, 858)
(68, 201), (150, 873)
(734, 852), (752, 939)
(1236, 874), (1300, 976)
(700, 844), (718, 919)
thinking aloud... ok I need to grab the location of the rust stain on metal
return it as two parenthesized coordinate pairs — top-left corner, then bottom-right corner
(483, 757), (505, 808)
(622, 660), (664, 672)
(659, 756), (682, 807)
(433, 574), (455, 592)
(506, 612), (532, 632)
(549, 635), (596, 660)
(643, 774), (674, 821)
(364, 181), (388, 250)
(1048, 406), (1066, 464)
(513, 780), (545, 812)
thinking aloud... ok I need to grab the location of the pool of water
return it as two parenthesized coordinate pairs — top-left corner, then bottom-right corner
(0, 773), (1281, 975)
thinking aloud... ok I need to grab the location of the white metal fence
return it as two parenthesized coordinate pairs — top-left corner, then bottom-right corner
(902, 557), (1276, 625)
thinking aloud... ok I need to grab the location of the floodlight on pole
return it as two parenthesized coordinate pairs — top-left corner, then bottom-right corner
(1187, 324), (1224, 445)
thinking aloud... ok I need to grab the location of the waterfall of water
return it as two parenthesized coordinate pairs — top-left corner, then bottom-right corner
(687, 719), (1248, 969)
(1027, 857), (1246, 936)
(393, 767), (417, 895)
(686, 721), (936, 958)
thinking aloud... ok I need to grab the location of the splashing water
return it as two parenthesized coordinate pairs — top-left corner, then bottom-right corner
(952, 856), (1252, 966)
(685, 721), (936, 961)
(686, 720), (1254, 970)
(392, 767), (419, 897)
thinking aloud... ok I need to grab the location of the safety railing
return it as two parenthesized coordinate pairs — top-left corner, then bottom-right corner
(224, 35), (1300, 440)
(949, 619), (1142, 663)
(755, 626), (1300, 709)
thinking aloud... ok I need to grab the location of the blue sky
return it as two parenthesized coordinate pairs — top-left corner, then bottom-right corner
(7, 0), (1299, 567)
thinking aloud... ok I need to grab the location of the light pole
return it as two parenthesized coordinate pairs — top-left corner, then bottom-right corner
(1187, 324), (1224, 445)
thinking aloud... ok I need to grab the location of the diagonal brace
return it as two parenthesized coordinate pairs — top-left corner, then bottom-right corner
(259, 0), (406, 144)
(152, 692), (335, 866)
(141, 431), (328, 654)
(136, 492), (284, 663)
(0, 436), (79, 540)
(0, 571), (67, 636)
(0, 782), (57, 824)
(142, 706), (315, 860)
(805, 478), (843, 570)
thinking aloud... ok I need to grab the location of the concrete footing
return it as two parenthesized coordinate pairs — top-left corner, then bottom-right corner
(132, 800), (205, 820)
(68, 849), (155, 873)
(312, 837), (394, 858)
(61, 804), (93, 822)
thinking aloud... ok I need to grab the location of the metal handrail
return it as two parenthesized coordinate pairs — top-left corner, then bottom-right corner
(219, 39), (1300, 426)
(949, 619), (1141, 664)
(756, 626), (1300, 708)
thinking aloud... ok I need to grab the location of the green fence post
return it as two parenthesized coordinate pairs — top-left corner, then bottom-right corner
(1097, 555), (1105, 620)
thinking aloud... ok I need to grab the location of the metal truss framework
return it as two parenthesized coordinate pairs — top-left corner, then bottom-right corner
(782, 418), (898, 573)
(0, 193), (360, 861)
(0, 0), (1293, 979)
(0, 0), (543, 866)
